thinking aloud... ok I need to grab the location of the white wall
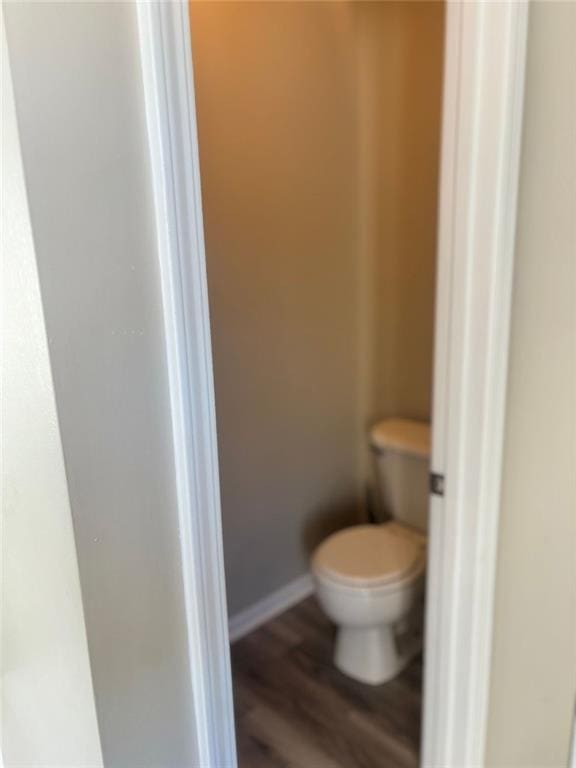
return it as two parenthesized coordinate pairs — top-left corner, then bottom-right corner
(1, 16), (102, 766)
(4, 4), (198, 766)
(486, 3), (576, 765)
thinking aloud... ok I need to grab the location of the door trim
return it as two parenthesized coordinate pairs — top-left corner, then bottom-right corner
(136, 4), (237, 766)
(135, 2), (529, 766)
(423, 2), (528, 765)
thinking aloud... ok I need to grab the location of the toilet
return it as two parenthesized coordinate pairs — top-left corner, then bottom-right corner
(311, 419), (430, 685)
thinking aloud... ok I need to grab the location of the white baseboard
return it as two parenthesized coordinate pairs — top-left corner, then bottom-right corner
(228, 572), (314, 643)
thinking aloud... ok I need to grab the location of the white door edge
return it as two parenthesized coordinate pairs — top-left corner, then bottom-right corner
(423, 2), (529, 766)
(570, 703), (576, 768)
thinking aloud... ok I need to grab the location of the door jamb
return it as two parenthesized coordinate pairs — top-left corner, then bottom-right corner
(136, 2), (529, 766)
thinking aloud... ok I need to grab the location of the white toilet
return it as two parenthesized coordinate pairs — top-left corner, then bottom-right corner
(311, 419), (430, 685)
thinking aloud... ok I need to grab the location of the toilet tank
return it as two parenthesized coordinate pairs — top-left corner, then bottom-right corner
(370, 419), (431, 533)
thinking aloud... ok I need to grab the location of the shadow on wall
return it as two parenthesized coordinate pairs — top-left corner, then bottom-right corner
(301, 497), (364, 558)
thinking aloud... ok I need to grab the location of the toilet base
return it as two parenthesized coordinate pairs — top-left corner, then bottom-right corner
(334, 623), (421, 685)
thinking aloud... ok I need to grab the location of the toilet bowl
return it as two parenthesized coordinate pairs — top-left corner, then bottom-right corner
(311, 419), (430, 685)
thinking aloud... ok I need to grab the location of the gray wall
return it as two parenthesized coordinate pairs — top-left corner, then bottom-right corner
(486, 2), (576, 765)
(4, 4), (197, 766)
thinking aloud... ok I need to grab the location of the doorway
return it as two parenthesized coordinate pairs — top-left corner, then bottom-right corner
(189, 3), (442, 765)
(136, 1), (529, 764)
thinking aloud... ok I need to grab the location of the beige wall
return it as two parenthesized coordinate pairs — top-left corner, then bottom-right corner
(191, 1), (360, 616)
(4, 4), (198, 766)
(190, 1), (443, 614)
(356, 1), (443, 431)
(486, 3), (576, 766)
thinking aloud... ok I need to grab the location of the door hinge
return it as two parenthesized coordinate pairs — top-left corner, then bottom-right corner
(430, 472), (445, 497)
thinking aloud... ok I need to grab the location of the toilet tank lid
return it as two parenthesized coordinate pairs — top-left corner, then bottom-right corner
(370, 419), (431, 458)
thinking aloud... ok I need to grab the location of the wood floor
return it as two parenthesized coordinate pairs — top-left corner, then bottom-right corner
(231, 596), (422, 768)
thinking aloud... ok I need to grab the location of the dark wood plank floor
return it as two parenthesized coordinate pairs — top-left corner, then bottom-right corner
(231, 596), (422, 768)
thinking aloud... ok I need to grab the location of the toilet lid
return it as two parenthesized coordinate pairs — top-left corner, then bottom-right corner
(312, 524), (424, 588)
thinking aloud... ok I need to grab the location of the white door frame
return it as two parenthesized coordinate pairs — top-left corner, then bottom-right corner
(136, 2), (529, 766)
(136, 4), (236, 765)
(422, 2), (528, 765)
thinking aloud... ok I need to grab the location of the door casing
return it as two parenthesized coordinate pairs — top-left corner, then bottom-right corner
(136, 2), (529, 765)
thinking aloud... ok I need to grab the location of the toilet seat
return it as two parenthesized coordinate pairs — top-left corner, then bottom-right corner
(312, 523), (425, 590)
